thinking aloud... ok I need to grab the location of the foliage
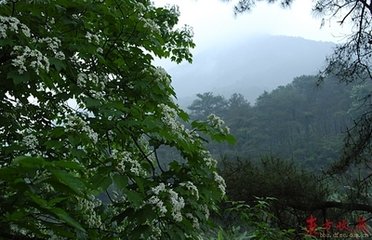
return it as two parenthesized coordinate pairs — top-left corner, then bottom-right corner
(226, 0), (372, 204)
(203, 199), (295, 240)
(0, 1), (234, 239)
(189, 75), (356, 169)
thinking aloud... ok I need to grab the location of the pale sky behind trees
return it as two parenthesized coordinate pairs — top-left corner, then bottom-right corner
(153, 0), (351, 103)
(153, 0), (349, 64)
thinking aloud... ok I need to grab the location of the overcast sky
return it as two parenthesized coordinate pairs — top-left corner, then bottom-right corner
(154, 0), (348, 55)
(152, 0), (350, 103)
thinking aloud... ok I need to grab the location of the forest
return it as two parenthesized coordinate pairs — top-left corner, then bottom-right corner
(0, 0), (371, 239)
(185, 74), (372, 238)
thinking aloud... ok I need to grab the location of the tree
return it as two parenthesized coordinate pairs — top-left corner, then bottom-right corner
(188, 92), (229, 119)
(0, 1), (233, 239)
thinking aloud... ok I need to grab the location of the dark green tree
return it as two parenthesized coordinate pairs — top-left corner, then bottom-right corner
(0, 1), (234, 239)
(188, 92), (229, 119)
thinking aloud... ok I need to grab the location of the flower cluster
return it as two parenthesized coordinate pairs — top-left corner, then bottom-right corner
(12, 45), (50, 75)
(158, 103), (183, 132)
(154, 66), (171, 85)
(65, 115), (98, 144)
(20, 128), (41, 156)
(76, 196), (103, 229)
(148, 183), (185, 222)
(200, 150), (217, 169)
(22, 133), (38, 150)
(85, 32), (100, 44)
(148, 183), (167, 216)
(0, 16), (30, 39)
(112, 149), (146, 176)
(185, 213), (200, 229)
(179, 181), (199, 200)
(200, 204), (210, 220)
(213, 172), (226, 197)
(140, 17), (161, 35)
(36, 37), (65, 60)
(168, 189), (185, 222)
(207, 114), (230, 134)
(77, 72), (106, 99)
(148, 195), (168, 217)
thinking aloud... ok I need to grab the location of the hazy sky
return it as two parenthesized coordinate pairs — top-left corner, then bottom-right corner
(154, 0), (348, 54)
(153, 0), (350, 104)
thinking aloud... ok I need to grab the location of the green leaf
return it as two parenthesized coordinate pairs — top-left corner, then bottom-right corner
(12, 156), (49, 168)
(51, 170), (86, 196)
(52, 160), (85, 171)
(7, 71), (30, 85)
(50, 208), (85, 232)
(112, 173), (128, 191)
(124, 189), (143, 208)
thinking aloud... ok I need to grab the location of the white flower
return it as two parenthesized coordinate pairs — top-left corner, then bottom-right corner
(200, 150), (217, 169)
(207, 114), (230, 134)
(12, 45), (50, 75)
(152, 183), (166, 195)
(140, 17), (161, 35)
(180, 181), (199, 200)
(158, 103), (180, 132)
(154, 66), (170, 84)
(168, 189), (185, 222)
(55, 51), (65, 60)
(77, 73), (87, 87)
(147, 196), (167, 216)
(22, 134), (38, 150)
(213, 172), (226, 196)
(113, 150), (146, 176)
(76, 196), (103, 229)
(186, 213), (200, 229)
(97, 47), (103, 54)
(85, 32), (100, 44)
(65, 115), (99, 144)
(201, 204), (210, 220)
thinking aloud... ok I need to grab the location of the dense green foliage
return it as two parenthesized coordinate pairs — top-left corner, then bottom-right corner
(189, 76), (372, 238)
(189, 75), (359, 170)
(0, 1), (235, 239)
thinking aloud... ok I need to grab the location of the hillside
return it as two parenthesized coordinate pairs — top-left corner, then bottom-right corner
(167, 35), (335, 106)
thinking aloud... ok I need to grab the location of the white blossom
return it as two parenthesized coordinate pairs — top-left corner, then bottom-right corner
(85, 32), (100, 44)
(201, 204), (210, 220)
(12, 45), (50, 75)
(186, 213), (200, 229)
(140, 17), (161, 35)
(152, 182), (166, 195)
(113, 150), (146, 176)
(154, 66), (170, 84)
(200, 150), (217, 168)
(76, 196), (103, 229)
(213, 172), (226, 196)
(180, 181), (199, 200)
(65, 115), (99, 144)
(168, 189), (185, 222)
(158, 103), (180, 132)
(207, 114), (230, 134)
(147, 196), (167, 216)
(22, 133), (38, 150)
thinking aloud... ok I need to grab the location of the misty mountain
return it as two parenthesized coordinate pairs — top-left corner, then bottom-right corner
(167, 35), (335, 107)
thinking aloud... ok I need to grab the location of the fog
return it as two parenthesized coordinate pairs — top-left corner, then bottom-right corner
(153, 0), (349, 106)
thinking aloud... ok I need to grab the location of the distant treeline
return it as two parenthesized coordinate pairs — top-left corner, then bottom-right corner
(188, 75), (371, 170)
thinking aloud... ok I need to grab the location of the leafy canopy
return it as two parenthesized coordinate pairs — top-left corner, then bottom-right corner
(0, 0), (234, 239)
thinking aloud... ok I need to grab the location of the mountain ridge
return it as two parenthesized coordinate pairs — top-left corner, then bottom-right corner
(167, 35), (335, 107)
